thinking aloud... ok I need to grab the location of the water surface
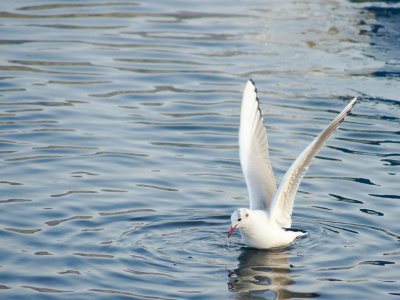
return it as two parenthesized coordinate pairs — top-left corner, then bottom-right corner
(0, 0), (399, 299)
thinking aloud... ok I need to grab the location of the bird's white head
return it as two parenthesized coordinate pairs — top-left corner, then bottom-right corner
(228, 208), (251, 238)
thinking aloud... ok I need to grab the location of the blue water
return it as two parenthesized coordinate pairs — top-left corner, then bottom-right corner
(1, 0), (399, 299)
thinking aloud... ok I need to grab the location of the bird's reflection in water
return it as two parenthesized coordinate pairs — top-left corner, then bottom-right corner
(227, 247), (319, 299)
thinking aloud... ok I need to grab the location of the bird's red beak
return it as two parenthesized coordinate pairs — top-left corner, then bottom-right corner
(228, 224), (238, 238)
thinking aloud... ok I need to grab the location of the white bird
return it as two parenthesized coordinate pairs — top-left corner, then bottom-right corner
(228, 79), (358, 249)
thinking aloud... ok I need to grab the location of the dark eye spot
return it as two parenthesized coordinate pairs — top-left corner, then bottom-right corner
(238, 218), (242, 222)
(246, 213), (249, 217)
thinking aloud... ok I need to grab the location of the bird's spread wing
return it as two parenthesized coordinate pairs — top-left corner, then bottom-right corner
(239, 79), (277, 211)
(270, 96), (358, 228)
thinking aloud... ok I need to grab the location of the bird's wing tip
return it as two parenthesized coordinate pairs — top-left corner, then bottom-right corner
(348, 95), (359, 112)
(245, 79), (257, 95)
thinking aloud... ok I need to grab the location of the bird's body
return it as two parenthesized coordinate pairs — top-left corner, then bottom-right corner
(229, 79), (358, 249)
(238, 210), (304, 249)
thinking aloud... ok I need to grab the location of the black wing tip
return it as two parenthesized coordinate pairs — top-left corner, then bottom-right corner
(353, 95), (360, 105)
(347, 95), (359, 114)
(283, 228), (308, 234)
(247, 78), (263, 119)
(249, 78), (258, 94)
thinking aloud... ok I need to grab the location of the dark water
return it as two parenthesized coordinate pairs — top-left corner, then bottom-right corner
(1, 0), (399, 299)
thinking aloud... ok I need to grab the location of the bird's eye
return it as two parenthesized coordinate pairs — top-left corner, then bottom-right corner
(238, 218), (242, 222)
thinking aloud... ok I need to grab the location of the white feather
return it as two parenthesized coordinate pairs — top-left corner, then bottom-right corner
(239, 80), (277, 211)
(269, 96), (358, 228)
(231, 79), (358, 249)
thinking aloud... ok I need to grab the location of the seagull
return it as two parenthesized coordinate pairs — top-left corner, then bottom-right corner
(228, 79), (358, 249)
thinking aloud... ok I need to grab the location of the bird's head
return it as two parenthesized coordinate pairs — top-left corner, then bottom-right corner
(228, 208), (251, 238)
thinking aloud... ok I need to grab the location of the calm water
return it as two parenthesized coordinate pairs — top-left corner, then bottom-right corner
(1, 0), (399, 299)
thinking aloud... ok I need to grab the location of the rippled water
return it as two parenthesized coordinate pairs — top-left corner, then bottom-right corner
(1, 0), (399, 299)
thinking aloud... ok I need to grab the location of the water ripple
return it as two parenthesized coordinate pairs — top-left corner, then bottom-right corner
(0, 0), (399, 299)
